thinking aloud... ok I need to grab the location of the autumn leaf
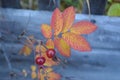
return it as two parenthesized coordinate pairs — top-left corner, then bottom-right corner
(46, 39), (54, 49)
(19, 45), (32, 56)
(51, 8), (63, 36)
(62, 32), (91, 51)
(54, 37), (71, 57)
(41, 24), (52, 38)
(31, 65), (36, 72)
(62, 6), (75, 33)
(70, 21), (97, 34)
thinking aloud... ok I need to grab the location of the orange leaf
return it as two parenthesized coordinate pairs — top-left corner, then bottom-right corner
(51, 8), (63, 36)
(41, 24), (52, 38)
(62, 32), (91, 51)
(62, 6), (75, 33)
(54, 37), (71, 57)
(70, 21), (97, 34)
(19, 45), (32, 56)
(46, 39), (54, 49)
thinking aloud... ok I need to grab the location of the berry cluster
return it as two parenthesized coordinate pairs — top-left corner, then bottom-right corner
(35, 49), (56, 66)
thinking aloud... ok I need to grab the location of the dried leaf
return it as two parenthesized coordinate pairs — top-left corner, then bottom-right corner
(62, 6), (75, 33)
(70, 21), (97, 34)
(46, 39), (54, 49)
(54, 37), (71, 57)
(28, 35), (36, 44)
(19, 45), (32, 56)
(41, 24), (52, 38)
(62, 32), (91, 51)
(51, 8), (63, 35)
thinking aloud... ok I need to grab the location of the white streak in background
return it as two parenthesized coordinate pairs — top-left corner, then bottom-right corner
(86, 0), (91, 21)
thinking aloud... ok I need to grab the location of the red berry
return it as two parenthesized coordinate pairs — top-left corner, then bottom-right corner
(46, 49), (56, 58)
(35, 57), (46, 65)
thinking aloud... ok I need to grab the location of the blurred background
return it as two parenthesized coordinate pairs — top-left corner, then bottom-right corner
(0, 0), (120, 16)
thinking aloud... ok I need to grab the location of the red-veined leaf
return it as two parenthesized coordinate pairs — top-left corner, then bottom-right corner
(41, 24), (52, 38)
(62, 32), (91, 51)
(51, 8), (63, 36)
(70, 21), (97, 34)
(46, 39), (54, 49)
(54, 37), (71, 57)
(62, 6), (75, 33)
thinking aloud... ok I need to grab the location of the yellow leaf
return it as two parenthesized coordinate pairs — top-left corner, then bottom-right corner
(54, 37), (71, 57)
(41, 24), (52, 38)
(62, 32), (91, 51)
(46, 39), (54, 49)
(19, 45), (32, 56)
(31, 65), (36, 72)
(62, 6), (75, 33)
(70, 21), (97, 34)
(51, 8), (63, 36)
(31, 71), (37, 79)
